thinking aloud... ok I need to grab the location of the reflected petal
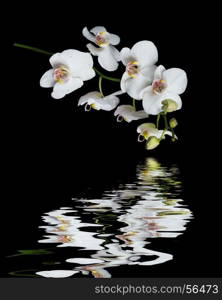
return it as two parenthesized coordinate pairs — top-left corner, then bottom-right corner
(36, 270), (79, 278)
(66, 258), (104, 264)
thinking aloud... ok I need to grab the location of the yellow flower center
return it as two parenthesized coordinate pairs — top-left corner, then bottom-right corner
(152, 79), (166, 94)
(95, 32), (108, 47)
(57, 235), (72, 243)
(126, 61), (139, 77)
(53, 66), (69, 83)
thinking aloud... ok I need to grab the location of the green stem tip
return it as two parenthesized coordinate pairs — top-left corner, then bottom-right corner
(13, 43), (53, 56)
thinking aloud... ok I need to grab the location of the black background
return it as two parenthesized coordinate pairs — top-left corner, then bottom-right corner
(2, 2), (221, 277)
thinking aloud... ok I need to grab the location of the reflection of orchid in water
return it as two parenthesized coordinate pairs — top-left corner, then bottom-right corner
(38, 209), (104, 251)
(36, 158), (192, 278)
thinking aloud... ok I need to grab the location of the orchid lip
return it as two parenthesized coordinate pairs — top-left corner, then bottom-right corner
(85, 104), (92, 111)
(53, 66), (69, 84)
(152, 79), (167, 95)
(126, 61), (139, 77)
(95, 32), (109, 47)
(138, 134), (145, 142)
(117, 115), (124, 122)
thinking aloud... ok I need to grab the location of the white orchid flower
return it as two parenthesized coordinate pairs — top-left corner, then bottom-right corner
(40, 49), (95, 99)
(82, 26), (121, 72)
(78, 91), (122, 111)
(137, 123), (173, 140)
(137, 123), (174, 145)
(120, 41), (158, 100)
(114, 105), (148, 123)
(141, 65), (187, 115)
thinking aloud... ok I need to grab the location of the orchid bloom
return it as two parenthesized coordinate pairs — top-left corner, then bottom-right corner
(120, 41), (158, 100)
(82, 26), (121, 72)
(78, 91), (122, 111)
(141, 65), (187, 115)
(40, 49), (95, 99)
(114, 105), (148, 123)
(137, 123), (174, 144)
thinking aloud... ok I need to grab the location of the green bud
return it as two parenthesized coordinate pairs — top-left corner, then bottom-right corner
(146, 136), (160, 150)
(169, 118), (178, 128)
(161, 99), (178, 112)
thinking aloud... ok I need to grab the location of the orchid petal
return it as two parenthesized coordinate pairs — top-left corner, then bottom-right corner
(98, 47), (119, 71)
(120, 47), (132, 66)
(36, 270), (79, 278)
(109, 33), (120, 45)
(114, 105), (148, 122)
(120, 72), (130, 92)
(66, 258), (103, 264)
(40, 69), (54, 87)
(86, 43), (102, 56)
(122, 73), (150, 100)
(78, 91), (102, 106)
(140, 65), (156, 82)
(154, 65), (166, 80)
(61, 50), (94, 80)
(137, 123), (156, 134)
(90, 26), (107, 35)
(82, 27), (96, 43)
(163, 68), (187, 94)
(78, 91), (120, 111)
(52, 78), (83, 99)
(89, 95), (120, 111)
(110, 45), (121, 61)
(131, 41), (158, 67)
(142, 87), (182, 115)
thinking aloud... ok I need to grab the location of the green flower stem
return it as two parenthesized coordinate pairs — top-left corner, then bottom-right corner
(159, 129), (167, 141)
(93, 67), (120, 82)
(156, 113), (161, 129)
(170, 126), (176, 140)
(99, 76), (104, 97)
(163, 112), (169, 129)
(13, 43), (53, 56)
(13, 43), (121, 82)
(158, 112), (169, 142)
(132, 98), (136, 109)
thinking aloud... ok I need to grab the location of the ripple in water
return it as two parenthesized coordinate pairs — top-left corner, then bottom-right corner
(9, 158), (193, 278)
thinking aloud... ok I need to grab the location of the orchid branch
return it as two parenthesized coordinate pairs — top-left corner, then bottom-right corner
(93, 67), (120, 82)
(163, 112), (169, 129)
(13, 43), (121, 82)
(13, 43), (53, 56)
(14, 28), (187, 152)
(156, 113), (161, 129)
(159, 129), (167, 141)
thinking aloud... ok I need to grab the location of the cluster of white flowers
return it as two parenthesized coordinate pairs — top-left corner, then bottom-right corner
(40, 26), (188, 150)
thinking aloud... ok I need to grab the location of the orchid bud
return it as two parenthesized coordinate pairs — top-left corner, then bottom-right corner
(169, 118), (178, 128)
(146, 136), (160, 150)
(161, 99), (178, 113)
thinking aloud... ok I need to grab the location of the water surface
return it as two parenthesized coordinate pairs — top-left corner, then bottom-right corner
(7, 157), (192, 278)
